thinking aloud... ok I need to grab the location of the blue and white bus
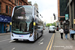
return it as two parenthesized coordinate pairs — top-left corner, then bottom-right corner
(11, 5), (44, 42)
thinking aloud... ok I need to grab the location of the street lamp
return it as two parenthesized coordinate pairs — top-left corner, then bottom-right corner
(53, 13), (56, 20)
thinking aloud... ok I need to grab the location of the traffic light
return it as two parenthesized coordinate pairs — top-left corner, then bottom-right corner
(53, 13), (56, 20)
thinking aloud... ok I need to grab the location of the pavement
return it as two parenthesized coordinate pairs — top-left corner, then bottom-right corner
(0, 32), (10, 36)
(52, 31), (75, 50)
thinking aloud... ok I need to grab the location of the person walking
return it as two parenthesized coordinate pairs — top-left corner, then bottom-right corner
(59, 27), (64, 39)
(5, 26), (8, 33)
(69, 28), (72, 38)
(64, 27), (69, 39)
(70, 28), (75, 40)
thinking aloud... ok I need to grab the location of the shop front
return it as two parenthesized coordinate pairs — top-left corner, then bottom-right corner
(0, 15), (11, 33)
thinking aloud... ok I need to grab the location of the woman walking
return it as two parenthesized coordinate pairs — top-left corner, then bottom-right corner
(70, 28), (75, 40)
(69, 28), (72, 38)
(59, 27), (64, 39)
(64, 27), (69, 39)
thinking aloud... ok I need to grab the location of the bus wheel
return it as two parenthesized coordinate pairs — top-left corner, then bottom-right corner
(34, 34), (36, 42)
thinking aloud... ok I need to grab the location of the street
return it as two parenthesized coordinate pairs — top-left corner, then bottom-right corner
(0, 28), (55, 50)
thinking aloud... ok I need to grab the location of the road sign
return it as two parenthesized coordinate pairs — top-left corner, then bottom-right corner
(65, 14), (69, 20)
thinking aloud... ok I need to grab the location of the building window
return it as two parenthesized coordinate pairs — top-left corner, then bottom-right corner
(9, 6), (11, 14)
(9, 0), (11, 1)
(0, 3), (1, 12)
(6, 5), (8, 13)
(19, 2), (22, 5)
(15, 0), (18, 5)
(15, 0), (16, 4)
(60, 0), (68, 16)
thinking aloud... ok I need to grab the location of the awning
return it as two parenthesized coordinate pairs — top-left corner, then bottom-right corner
(0, 15), (11, 23)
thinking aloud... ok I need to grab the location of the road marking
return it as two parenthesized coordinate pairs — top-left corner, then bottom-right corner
(49, 34), (55, 50)
(12, 47), (15, 50)
(38, 38), (44, 43)
(9, 40), (15, 43)
(39, 42), (43, 45)
(46, 34), (54, 50)
(40, 38), (44, 41)
(0, 39), (10, 43)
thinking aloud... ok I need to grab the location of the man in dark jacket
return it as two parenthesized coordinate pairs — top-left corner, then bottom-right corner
(64, 27), (69, 39)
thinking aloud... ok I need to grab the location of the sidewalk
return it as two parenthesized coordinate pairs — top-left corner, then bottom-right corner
(0, 32), (10, 36)
(52, 31), (75, 50)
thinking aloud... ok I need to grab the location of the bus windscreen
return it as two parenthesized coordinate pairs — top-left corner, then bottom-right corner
(12, 6), (33, 34)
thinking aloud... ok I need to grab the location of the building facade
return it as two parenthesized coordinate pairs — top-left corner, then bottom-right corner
(67, 0), (75, 29)
(58, 0), (69, 28)
(0, 0), (28, 33)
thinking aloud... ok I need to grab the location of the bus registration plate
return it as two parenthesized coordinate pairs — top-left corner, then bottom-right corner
(19, 35), (23, 37)
(19, 39), (23, 41)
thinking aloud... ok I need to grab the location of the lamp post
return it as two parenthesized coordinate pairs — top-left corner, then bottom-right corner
(53, 13), (56, 20)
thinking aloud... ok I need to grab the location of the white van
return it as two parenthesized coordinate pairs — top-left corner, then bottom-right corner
(49, 26), (56, 33)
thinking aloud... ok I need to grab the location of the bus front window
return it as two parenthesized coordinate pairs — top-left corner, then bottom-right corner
(12, 6), (33, 34)
(12, 21), (33, 34)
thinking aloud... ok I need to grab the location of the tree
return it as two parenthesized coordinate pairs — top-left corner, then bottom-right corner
(46, 22), (56, 27)
(51, 22), (56, 26)
(46, 23), (50, 27)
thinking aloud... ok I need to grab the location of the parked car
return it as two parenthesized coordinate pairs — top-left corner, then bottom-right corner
(49, 26), (56, 33)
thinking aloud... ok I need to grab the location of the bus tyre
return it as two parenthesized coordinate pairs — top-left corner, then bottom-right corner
(34, 34), (36, 42)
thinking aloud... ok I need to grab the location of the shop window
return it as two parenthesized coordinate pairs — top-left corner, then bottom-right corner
(6, 5), (8, 13)
(4, 24), (5, 31)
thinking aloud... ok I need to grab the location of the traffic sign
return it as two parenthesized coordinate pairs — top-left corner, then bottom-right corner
(65, 14), (69, 20)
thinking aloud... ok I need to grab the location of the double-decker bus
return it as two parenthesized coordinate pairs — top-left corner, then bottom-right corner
(11, 5), (44, 42)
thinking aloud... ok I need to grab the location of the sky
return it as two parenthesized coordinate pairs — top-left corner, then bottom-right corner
(28, 0), (58, 23)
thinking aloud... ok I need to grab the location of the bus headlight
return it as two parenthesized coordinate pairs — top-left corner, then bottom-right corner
(29, 33), (33, 37)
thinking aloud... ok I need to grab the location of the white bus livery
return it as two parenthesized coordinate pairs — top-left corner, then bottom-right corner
(11, 5), (44, 42)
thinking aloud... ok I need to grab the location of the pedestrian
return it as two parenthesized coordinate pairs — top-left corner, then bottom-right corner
(59, 27), (64, 39)
(69, 28), (72, 38)
(70, 28), (75, 40)
(64, 27), (69, 39)
(6, 26), (8, 33)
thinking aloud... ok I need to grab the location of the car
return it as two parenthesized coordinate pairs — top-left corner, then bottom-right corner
(49, 26), (56, 33)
